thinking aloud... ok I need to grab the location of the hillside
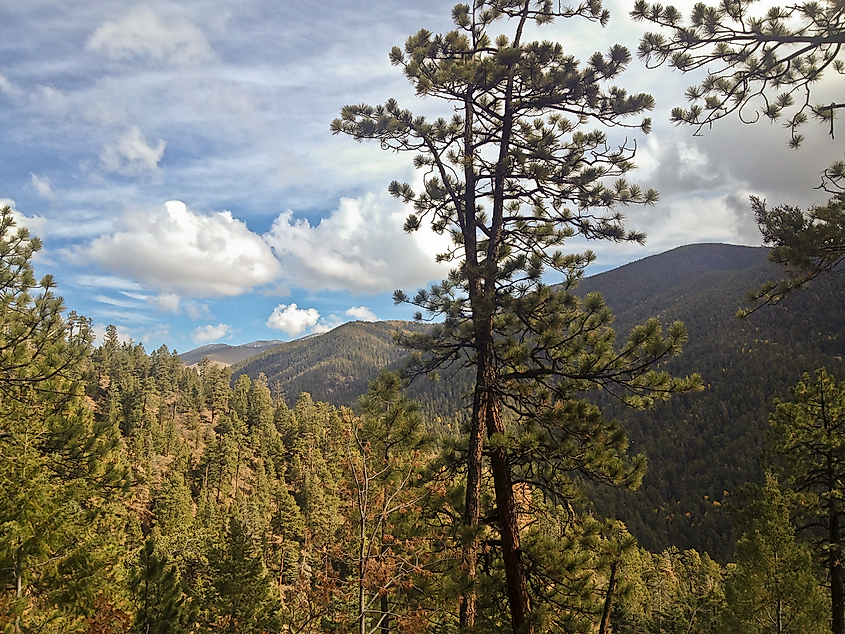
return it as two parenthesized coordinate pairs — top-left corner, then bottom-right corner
(232, 320), (472, 421)
(232, 243), (845, 560)
(577, 243), (845, 559)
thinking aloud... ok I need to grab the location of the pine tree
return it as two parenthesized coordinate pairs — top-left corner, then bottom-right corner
(631, 0), (845, 157)
(721, 473), (828, 634)
(631, 0), (845, 311)
(130, 537), (189, 634)
(344, 372), (434, 633)
(0, 205), (129, 630)
(767, 367), (845, 634)
(739, 192), (845, 315)
(206, 515), (277, 633)
(333, 4), (701, 630)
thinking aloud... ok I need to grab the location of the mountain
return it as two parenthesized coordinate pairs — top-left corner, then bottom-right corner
(231, 243), (845, 560)
(179, 340), (284, 367)
(576, 243), (845, 559)
(231, 320), (471, 422)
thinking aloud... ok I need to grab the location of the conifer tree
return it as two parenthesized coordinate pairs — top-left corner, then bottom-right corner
(344, 372), (434, 633)
(721, 473), (828, 634)
(631, 0), (845, 157)
(206, 515), (278, 633)
(0, 206), (129, 629)
(631, 0), (845, 311)
(333, 3), (701, 630)
(131, 537), (189, 634)
(767, 367), (845, 634)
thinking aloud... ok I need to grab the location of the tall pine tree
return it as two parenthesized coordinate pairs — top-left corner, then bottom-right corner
(333, 3), (701, 630)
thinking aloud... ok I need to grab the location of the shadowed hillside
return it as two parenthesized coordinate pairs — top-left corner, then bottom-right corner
(578, 243), (845, 560)
(231, 320), (472, 422)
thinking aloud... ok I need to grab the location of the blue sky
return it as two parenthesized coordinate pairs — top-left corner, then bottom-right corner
(1, 0), (842, 353)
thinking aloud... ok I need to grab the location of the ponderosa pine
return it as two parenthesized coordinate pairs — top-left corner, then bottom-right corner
(333, 3), (701, 631)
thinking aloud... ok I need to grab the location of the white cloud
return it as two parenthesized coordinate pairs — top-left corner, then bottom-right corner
(192, 323), (232, 343)
(312, 314), (344, 334)
(151, 293), (180, 313)
(86, 6), (214, 66)
(102, 126), (166, 175)
(30, 174), (54, 200)
(0, 75), (22, 97)
(266, 303), (320, 336)
(81, 200), (282, 297)
(185, 301), (209, 320)
(264, 192), (449, 293)
(2, 200), (49, 239)
(346, 306), (377, 321)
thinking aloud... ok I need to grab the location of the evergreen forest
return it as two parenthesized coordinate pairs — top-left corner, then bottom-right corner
(3, 0), (845, 632)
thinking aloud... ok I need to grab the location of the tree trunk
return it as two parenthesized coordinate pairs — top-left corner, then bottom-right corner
(459, 363), (486, 629)
(380, 591), (391, 633)
(831, 507), (844, 634)
(599, 561), (619, 634)
(477, 323), (532, 634)
(459, 70), (481, 634)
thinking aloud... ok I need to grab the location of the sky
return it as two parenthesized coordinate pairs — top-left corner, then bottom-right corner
(0, 0), (842, 353)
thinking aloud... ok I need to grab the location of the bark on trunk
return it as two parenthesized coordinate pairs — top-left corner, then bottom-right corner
(477, 324), (532, 634)
(599, 561), (619, 634)
(831, 508), (844, 634)
(459, 376), (484, 629)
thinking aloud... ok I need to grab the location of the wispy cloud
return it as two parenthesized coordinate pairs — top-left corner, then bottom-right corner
(101, 126), (166, 175)
(30, 173), (54, 200)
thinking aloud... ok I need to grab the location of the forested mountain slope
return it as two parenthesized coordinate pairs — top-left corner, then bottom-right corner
(233, 243), (845, 560)
(578, 243), (845, 560)
(232, 321), (473, 422)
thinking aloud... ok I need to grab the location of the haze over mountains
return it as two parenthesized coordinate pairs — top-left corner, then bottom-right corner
(179, 340), (285, 367)
(177, 242), (845, 560)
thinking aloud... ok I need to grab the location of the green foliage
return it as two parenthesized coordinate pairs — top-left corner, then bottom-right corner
(579, 244), (845, 561)
(614, 545), (724, 633)
(131, 538), (189, 634)
(334, 3), (702, 629)
(632, 0), (845, 156)
(740, 192), (845, 316)
(205, 515), (278, 633)
(0, 206), (130, 630)
(766, 367), (845, 632)
(721, 473), (828, 634)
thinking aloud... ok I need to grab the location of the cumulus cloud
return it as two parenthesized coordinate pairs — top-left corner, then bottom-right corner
(192, 323), (232, 344)
(30, 174), (54, 200)
(102, 126), (166, 175)
(81, 200), (282, 297)
(151, 293), (180, 314)
(264, 192), (449, 293)
(346, 306), (377, 321)
(266, 303), (320, 336)
(86, 6), (214, 66)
